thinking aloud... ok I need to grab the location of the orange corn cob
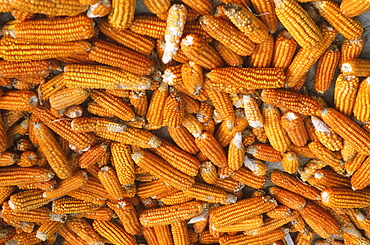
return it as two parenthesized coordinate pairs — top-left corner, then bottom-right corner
(0, 166), (54, 186)
(184, 182), (236, 204)
(32, 122), (72, 179)
(157, 4), (199, 21)
(181, 113), (203, 138)
(49, 87), (89, 111)
(151, 140), (201, 177)
(181, 0), (212, 15)
(269, 186), (306, 210)
(0, 152), (18, 167)
(93, 220), (137, 245)
(299, 159), (328, 182)
(224, 3), (270, 44)
(219, 227), (286, 245)
(17, 151), (39, 167)
(320, 108), (370, 155)
(350, 157), (370, 190)
(345, 152), (367, 176)
(9, 15), (95, 43)
(87, 102), (115, 118)
(106, 200), (140, 235)
(248, 34), (275, 68)
(313, 0), (363, 40)
(181, 92), (201, 114)
(273, 0), (321, 47)
(5, 231), (42, 245)
(52, 197), (101, 214)
(132, 149), (194, 190)
(137, 180), (176, 199)
(0, 60), (53, 78)
(262, 103), (291, 152)
(308, 141), (344, 174)
(74, 207), (113, 221)
(267, 205), (292, 219)
(232, 166), (266, 189)
(272, 30), (298, 70)
(342, 59), (370, 77)
(43, 170), (88, 200)
(227, 132), (244, 171)
(207, 67), (285, 90)
(161, 90), (184, 128)
(2, 202), (60, 223)
(281, 111), (308, 147)
(195, 131), (227, 168)
(243, 156), (268, 176)
(39, 73), (65, 101)
(340, 37), (364, 66)
(162, 64), (182, 87)
(334, 75), (359, 117)
(78, 143), (107, 169)
(8, 189), (50, 212)
(285, 24), (337, 87)
(58, 224), (89, 245)
(0, 0), (11, 12)
(311, 116), (343, 151)
(299, 200), (340, 238)
(162, 4), (187, 64)
(213, 41), (243, 67)
(64, 105), (84, 119)
(353, 77), (370, 122)
(215, 215), (263, 232)
(139, 200), (207, 226)
(270, 170), (321, 200)
(314, 44), (341, 93)
(171, 221), (190, 245)
(88, 40), (154, 75)
(129, 90), (148, 116)
(322, 187), (370, 209)
(160, 191), (193, 205)
(168, 125), (199, 155)
(341, 140), (357, 162)
(98, 166), (127, 200)
(71, 117), (127, 133)
(181, 33), (224, 70)
(199, 161), (218, 184)
(181, 62), (204, 95)
(141, 0), (170, 14)
(10, 0), (88, 16)
(108, 0), (135, 29)
(340, 0), (370, 17)
(86, 0), (112, 18)
(246, 143), (283, 162)
(205, 90), (235, 131)
(67, 218), (104, 245)
(36, 221), (62, 242)
(153, 225), (174, 245)
(0, 90), (38, 111)
(282, 151), (299, 174)
(130, 15), (166, 39)
(0, 36), (90, 62)
(250, 0), (278, 32)
(209, 196), (277, 229)
(199, 15), (255, 56)
(289, 144), (316, 159)
(307, 169), (351, 190)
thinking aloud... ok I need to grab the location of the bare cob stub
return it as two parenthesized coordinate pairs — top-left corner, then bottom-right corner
(0, 0), (370, 244)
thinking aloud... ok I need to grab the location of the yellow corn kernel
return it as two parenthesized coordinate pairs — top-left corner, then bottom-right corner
(160, 191), (194, 205)
(162, 4), (187, 64)
(224, 3), (270, 43)
(282, 151), (299, 174)
(266, 205), (292, 219)
(285, 24), (337, 87)
(93, 220), (137, 245)
(10, 0), (88, 16)
(313, 0), (363, 40)
(32, 122), (72, 179)
(209, 196), (276, 230)
(0, 60), (54, 78)
(307, 169), (351, 191)
(139, 200), (207, 227)
(88, 40), (154, 75)
(181, 33), (224, 70)
(314, 44), (341, 93)
(9, 15), (95, 44)
(273, 0), (321, 47)
(353, 77), (370, 122)
(195, 131), (228, 168)
(43, 170), (88, 200)
(270, 170), (321, 200)
(52, 196), (101, 214)
(0, 36), (90, 62)
(39, 74), (65, 102)
(280, 111), (308, 147)
(340, 0), (370, 17)
(49, 87), (89, 111)
(0, 152), (18, 167)
(342, 58), (370, 77)
(219, 227), (286, 245)
(262, 103), (291, 152)
(151, 140), (201, 177)
(182, 0), (212, 15)
(272, 30), (298, 71)
(108, 0), (135, 29)
(86, 102), (114, 118)
(132, 149), (194, 190)
(153, 224), (174, 245)
(320, 108), (370, 155)
(299, 200), (340, 238)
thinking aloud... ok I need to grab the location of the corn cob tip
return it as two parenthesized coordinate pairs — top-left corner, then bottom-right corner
(341, 62), (353, 73)
(225, 194), (238, 204)
(311, 116), (330, 133)
(320, 107), (329, 116)
(131, 150), (143, 162)
(148, 136), (162, 148)
(50, 213), (67, 223)
(284, 111), (298, 121)
(321, 189), (330, 203)
(187, 204), (210, 224)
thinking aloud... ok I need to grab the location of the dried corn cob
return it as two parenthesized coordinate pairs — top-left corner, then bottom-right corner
(0, 36), (90, 62)
(87, 0), (112, 18)
(130, 15), (166, 39)
(10, 0), (88, 16)
(340, 0), (370, 17)
(52, 197), (101, 214)
(248, 34), (275, 68)
(282, 151), (299, 174)
(181, 0), (212, 15)
(322, 187), (370, 208)
(200, 15), (255, 56)
(0, 60), (53, 78)
(93, 220), (137, 245)
(334, 75), (359, 117)
(183, 182), (236, 204)
(8, 189), (50, 212)
(313, 1), (363, 40)
(162, 90), (185, 128)
(9, 15), (95, 43)
(281, 111), (308, 147)
(36, 221), (62, 241)
(272, 30), (298, 71)
(205, 90), (235, 131)
(58, 224), (89, 245)
(141, 0), (170, 15)
(270, 170), (321, 200)
(311, 116), (344, 151)
(219, 227), (286, 245)
(308, 141), (344, 174)
(195, 131), (228, 168)
(250, 0), (278, 32)
(5, 231), (42, 245)
(49, 87), (89, 111)
(108, 0), (135, 29)
(39, 74), (65, 101)
(168, 125), (199, 155)
(320, 108), (370, 155)
(267, 205), (292, 219)
(353, 77), (370, 122)
(299, 159), (328, 182)
(231, 165), (266, 189)
(350, 156), (370, 190)
(340, 37), (364, 66)
(215, 215), (264, 232)
(345, 152), (367, 176)
(246, 143), (283, 162)
(0, 90), (38, 111)
(67, 218), (104, 245)
(227, 132), (244, 171)
(307, 169), (351, 190)
(98, 166), (127, 200)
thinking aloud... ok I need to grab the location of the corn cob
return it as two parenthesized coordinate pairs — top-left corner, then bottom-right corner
(307, 169), (351, 190)
(66, 218), (104, 245)
(181, 112), (203, 138)
(77, 143), (107, 169)
(137, 180), (176, 199)
(39, 74), (65, 102)
(322, 187), (370, 208)
(299, 159), (328, 182)
(285, 24), (337, 87)
(52, 197), (101, 214)
(195, 131), (228, 168)
(139, 201), (206, 227)
(314, 44), (341, 93)
(106, 200), (140, 235)
(86, 0), (112, 18)
(35, 221), (62, 242)
(108, 0), (135, 29)
(0, 60), (53, 78)
(248, 34), (275, 68)
(341, 140), (357, 162)
(334, 74), (359, 117)
(168, 125), (199, 155)
(64, 105), (84, 119)
(0, 0), (11, 12)
(311, 116), (343, 151)
(129, 91), (148, 117)
(181, 0), (212, 15)
(231, 166), (266, 189)
(132, 149), (194, 190)
(281, 151), (299, 174)
(207, 67), (285, 90)
(227, 132), (244, 171)
(280, 111), (308, 147)
(308, 141), (345, 174)
(157, 4), (199, 21)
(250, 0), (278, 32)
(0, 152), (18, 167)
(267, 205), (292, 219)
(349, 156), (370, 190)
(353, 77), (370, 122)
(153, 225), (174, 245)
(161, 4), (187, 64)
(0, 166), (55, 187)
(2, 202), (62, 223)
(199, 161), (218, 184)
(169, 221), (189, 245)
(89, 40), (154, 75)
(342, 58), (370, 77)
(270, 170), (321, 200)
(9, 15), (95, 44)
(243, 155), (268, 176)
(0, 36), (90, 62)
(5, 231), (42, 245)
(273, 0), (321, 47)
(93, 220), (137, 245)
(58, 224), (89, 245)
(205, 90), (235, 131)
(224, 3), (270, 43)
(246, 143), (283, 162)
(313, 1), (363, 40)
(341, 38), (364, 67)
(8, 189), (49, 212)
(181, 34), (224, 70)
(215, 215), (264, 232)
(320, 108), (370, 155)
(73, 207), (113, 221)
(272, 30), (298, 71)
(129, 15), (166, 39)
(0, 90), (38, 111)
(219, 228), (286, 245)
(209, 196), (277, 229)
(183, 182), (236, 204)
(141, 0), (170, 15)
(199, 15), (255, 56)
(213, 41), (243, 67)
(10, 0), (88, 16)
(160, 191), (194, 205)
(98, 166), (127, 200)
(345, 153), (367, 176)
(340, 0), (370, 17)
(49, 87), (89, 111)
